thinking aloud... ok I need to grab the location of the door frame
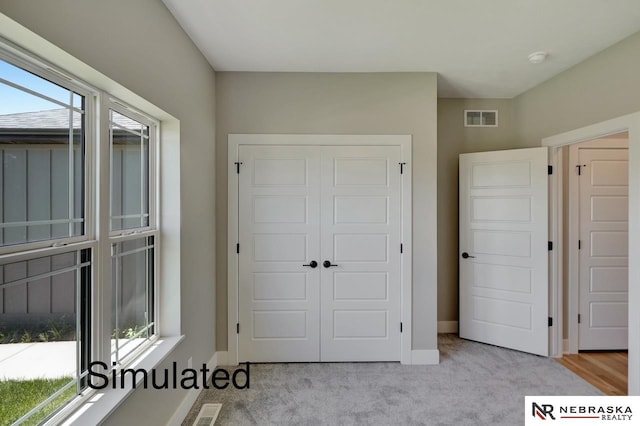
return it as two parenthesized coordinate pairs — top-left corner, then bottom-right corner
(227, 134), (413, 365)
(543, 111), (640, 395)
(568, 138), (629, 352)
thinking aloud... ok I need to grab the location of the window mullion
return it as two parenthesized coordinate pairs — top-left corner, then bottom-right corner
(140, 130), (144, 228)
(75, 250), (82, 394)
(95, 93), (113, 371)
(68, 91), (75, 238)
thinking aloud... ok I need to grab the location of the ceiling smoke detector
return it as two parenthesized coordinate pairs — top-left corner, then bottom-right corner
(528, 51), (548, 64)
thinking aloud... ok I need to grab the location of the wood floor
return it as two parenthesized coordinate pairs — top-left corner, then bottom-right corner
(556, 351), (628, 395)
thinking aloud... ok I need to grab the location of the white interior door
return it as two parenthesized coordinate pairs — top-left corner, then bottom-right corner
(459, 147), (549, 356)
(320, 146), (401, 361)
(577, 148), (629, 350)
(238, 145), (321, 362)
(238, 144), (402, 362)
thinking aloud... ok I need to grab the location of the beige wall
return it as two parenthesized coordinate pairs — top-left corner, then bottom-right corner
(514, 30), (640, 146)
(437, 99), (526, 321)
(2, 0), (640, 420)
(0, 1), (217, 424)
(216, 72), (439, 350)
(514, 30), (640, 341)
(437, 30), (640, 325)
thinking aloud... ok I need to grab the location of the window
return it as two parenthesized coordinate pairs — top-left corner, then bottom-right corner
(108, 106), (157, 364)
(0, 57), (86, 249)
(109, 109), (150, 231)
(0, 48), (159, 425)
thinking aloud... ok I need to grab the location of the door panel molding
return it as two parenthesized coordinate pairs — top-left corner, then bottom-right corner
(227, 134), (412, 365)
(459, 147), (549, 356)
(568, 139), (629, 351)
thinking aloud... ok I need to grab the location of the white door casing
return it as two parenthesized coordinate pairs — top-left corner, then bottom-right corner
(459, 147), (549, 356)
(571, 145), (629, 350)
(228, 135), (412, 364)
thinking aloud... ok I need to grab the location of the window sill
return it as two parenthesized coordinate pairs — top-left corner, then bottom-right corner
(55, 335), (185, 426)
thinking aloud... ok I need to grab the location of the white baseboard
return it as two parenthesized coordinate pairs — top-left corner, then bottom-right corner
(438, 321), (458, 334)
(563, 339), (569, 354)
(411, 349), (440, 365)
(167, 351), (225, 426)
(215, 351), (229, 366)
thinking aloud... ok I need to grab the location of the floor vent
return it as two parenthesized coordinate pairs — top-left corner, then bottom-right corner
(193, 403), (222, 426)
(464, 110), (498, 127)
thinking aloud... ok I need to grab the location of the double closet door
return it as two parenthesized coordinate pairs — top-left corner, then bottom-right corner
(237, 145), (401, 362)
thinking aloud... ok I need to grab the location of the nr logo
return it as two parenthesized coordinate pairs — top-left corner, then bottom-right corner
(532, 402), (556, 420)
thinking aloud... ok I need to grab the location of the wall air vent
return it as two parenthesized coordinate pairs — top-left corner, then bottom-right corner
(193, 403), (222, 426)
(464, 110), (498, 127)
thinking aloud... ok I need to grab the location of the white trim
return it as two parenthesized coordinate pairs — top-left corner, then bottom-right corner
(410, 349), (440, 365)
(437, 321), (458, 333)
(166, 350), (222, 426)
(213, 351), (229, 367)
(0, 13), (184, 422)
(563, 339), (569, 355)
(56, 336), (184, 426)
(543, 111), (640, 395)
(548, 146), (563, 358)
(227, 134), (412, 365)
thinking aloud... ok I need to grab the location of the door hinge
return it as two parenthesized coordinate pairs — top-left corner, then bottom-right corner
(548, 317), (553, 327)
(578, 314), (581, 324)
(235, 161), (243, 174)
(400, 322), (403, 333)
(236, 323), (240, 334)
(576, 164), (585, 175)
(548, 241), (553, 251)
(236, 243), (240, 254)
(400, 243), (403, 254)
(578, 240), (581, 250)
(548, 165), (553, 175)
(399, 162), (407, 174)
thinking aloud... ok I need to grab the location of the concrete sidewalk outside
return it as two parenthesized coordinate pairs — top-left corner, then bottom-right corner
(0, 341), (75, 380)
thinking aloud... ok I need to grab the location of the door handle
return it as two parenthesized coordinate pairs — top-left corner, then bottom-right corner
(461, 252), (475, 259)
(303, 260), (318, 268)
(323, 260), (339, 268)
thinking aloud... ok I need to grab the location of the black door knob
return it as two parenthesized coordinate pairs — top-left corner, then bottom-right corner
(323, 260), (339, 268)
(303, 260), (318, 268)
(461, 252), (475, 259)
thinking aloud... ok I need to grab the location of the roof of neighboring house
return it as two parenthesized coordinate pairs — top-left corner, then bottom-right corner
(0, 108), (142, 131)
(0, 108), (82, 129)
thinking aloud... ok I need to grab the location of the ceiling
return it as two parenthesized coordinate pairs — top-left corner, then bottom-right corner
(162, 0), (640, 98)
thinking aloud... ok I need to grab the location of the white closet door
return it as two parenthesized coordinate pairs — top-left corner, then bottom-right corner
(578, 148), (629, 350)
(238, 145), (321, 362)
(320, 146), (402, 361)
(237, 143), (403, 362)
(459, 147), (549, 356)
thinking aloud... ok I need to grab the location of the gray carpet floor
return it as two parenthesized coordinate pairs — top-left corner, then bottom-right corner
(182, 334), (602, 425)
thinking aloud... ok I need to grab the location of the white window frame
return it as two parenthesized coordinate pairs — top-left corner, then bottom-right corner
(0, 47), (99, 424)
(104, 98), (160, 366)
(107, 101), (157, 236)
(0, 48), (96, 256)
(0, 27), (179, 424)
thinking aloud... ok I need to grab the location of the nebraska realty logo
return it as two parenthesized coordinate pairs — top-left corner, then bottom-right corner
(525, 396), (639, 424)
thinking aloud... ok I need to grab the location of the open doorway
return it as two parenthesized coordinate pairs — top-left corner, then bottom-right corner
(566, 133), (629, 351)
(555, 132), (629, 395)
